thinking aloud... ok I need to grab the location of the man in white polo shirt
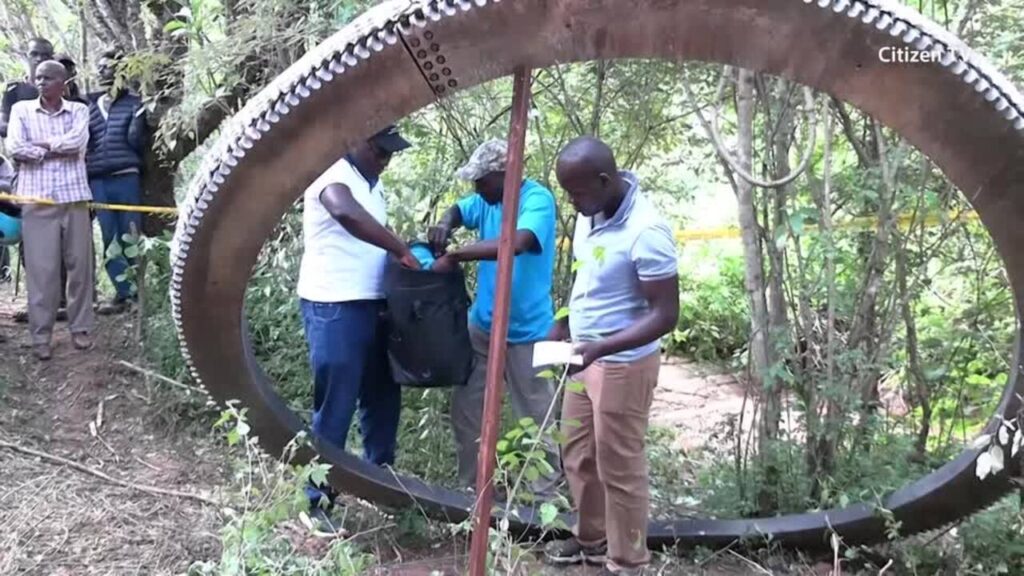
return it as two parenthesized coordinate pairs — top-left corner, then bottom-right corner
(296, 125), (420, 520)
(544, 136), (679, 576)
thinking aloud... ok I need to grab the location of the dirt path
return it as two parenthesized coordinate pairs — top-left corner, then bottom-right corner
(649, 356), (750, 451)
(0, 288), (228, 575)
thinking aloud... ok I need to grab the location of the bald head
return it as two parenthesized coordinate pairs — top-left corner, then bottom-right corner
(557, 136), (619, 176)
(556, 136), (625, 217)
(36, 60), (67, 80)
(34, 60), (68, 102)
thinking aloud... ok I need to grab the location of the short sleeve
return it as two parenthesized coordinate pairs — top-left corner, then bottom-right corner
(515, 187), (555, 253)
(457, 194), (483, 231)
(631, 223), (678, 281)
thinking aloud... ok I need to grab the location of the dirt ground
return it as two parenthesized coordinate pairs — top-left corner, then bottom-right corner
(0, 276), (815, 575)
(649, 357), (749, 451)
(0, 286), (229, 575)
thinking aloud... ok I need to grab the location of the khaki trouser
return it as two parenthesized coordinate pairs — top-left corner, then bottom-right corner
(451, 324), (562, 500)
(22, 203), (95, 345)
(561, 351), (660, 571)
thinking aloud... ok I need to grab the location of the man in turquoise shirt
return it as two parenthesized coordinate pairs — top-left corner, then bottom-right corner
(429, 139), (561, 499)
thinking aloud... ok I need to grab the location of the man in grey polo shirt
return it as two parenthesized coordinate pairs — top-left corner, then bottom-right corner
(543, 136), (679, 576)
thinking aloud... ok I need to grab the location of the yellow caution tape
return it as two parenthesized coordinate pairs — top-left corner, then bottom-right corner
(0, 192), (179, 216)
(674, 209), (980, 242)
(0, 190), (980, 243)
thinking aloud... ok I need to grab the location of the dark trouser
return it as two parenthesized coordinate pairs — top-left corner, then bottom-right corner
(89, 173), (142, 301)
(300, 298), (401, 507)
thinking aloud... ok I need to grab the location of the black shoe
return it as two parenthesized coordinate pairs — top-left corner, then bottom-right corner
(308, 504), (348, 535)
(96, 297), (128, 316)
(543, 537), (607, 566)
(56, 308), (68, 322)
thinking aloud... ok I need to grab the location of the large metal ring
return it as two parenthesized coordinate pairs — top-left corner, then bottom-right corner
(171, 0), (1024, 549)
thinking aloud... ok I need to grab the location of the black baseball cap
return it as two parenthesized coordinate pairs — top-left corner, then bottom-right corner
(370, 124), (412, 153)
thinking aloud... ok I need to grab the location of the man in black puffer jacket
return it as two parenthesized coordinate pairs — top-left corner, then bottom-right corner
(86, 48), (148, 315)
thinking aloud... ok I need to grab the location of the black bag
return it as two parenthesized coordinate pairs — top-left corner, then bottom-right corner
(383, 258), (475, 388)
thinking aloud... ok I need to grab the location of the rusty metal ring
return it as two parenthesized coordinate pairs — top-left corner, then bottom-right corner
(172, 0), (1024, 549)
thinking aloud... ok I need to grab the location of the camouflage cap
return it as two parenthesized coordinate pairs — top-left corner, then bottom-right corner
(456, 139), (508, 181)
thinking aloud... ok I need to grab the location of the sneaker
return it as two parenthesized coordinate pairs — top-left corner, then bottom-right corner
(33, 343), (52, 361)
(96, 297), (127, 316)
(543, 537), (607, 566)
(72, 333), (93, 350)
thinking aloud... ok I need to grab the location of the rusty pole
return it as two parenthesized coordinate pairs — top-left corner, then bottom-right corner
(467, 65), (533, 576)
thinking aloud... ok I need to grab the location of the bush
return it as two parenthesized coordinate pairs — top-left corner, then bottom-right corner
(668, 251), (749, 362)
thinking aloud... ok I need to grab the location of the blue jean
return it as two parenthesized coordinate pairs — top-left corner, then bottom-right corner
(89, 173), (142, 300)
(300, 298), (401, 507)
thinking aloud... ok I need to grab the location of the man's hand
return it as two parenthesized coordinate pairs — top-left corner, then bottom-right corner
(570, 340), (606, 373)
(398, 250), (422, 270)
(547, 321), (569, 342)
(431, 253), (458, 273)
(427, 224), (452, 256)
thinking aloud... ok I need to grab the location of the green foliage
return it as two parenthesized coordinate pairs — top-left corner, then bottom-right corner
(668, 249), (749, 362)
(189, 405), (376, 576)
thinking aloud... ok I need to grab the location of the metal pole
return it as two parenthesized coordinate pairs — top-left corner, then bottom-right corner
(467, 65), (532, 576)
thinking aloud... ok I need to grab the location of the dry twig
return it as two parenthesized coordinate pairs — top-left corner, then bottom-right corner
(0, 440), (219, 508)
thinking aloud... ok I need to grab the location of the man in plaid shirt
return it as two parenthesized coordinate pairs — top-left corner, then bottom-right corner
(4, 60), (95, 360)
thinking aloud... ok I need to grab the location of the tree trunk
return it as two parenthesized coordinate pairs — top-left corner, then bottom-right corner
(897, 246), (931, 458)
(733, 68), (777, 512)
(807, 98), (839, 500)
(766, 78), (791, 348)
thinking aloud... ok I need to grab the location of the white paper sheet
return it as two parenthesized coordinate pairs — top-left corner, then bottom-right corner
(532, 341), (583, 368)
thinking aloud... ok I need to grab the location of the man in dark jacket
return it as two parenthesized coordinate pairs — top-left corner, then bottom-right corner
(86, 49), (148, 315)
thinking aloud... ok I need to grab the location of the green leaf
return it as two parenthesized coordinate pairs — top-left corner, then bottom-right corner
(571, 260), (583, 273)
(554, 307), (570, 321)
(518, 417), (535, 428)
(226, 429), (240, 446)
(115, 274), (128, 282)
(540, 503), (558, 526)
(124, 245), (139, 258)
(592, 245), (606, 264)
(213, 410), (232, 429)
(163, 20), (187, 33)
(236, 420), (251, 437)
(536, 369), (556, 379)
(496, 440), (509, 453)
(309, 465), (328, 487)
(788, 213), (805, 236)
(566, 381), (585, 393)
(525, 467), (539, 482)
